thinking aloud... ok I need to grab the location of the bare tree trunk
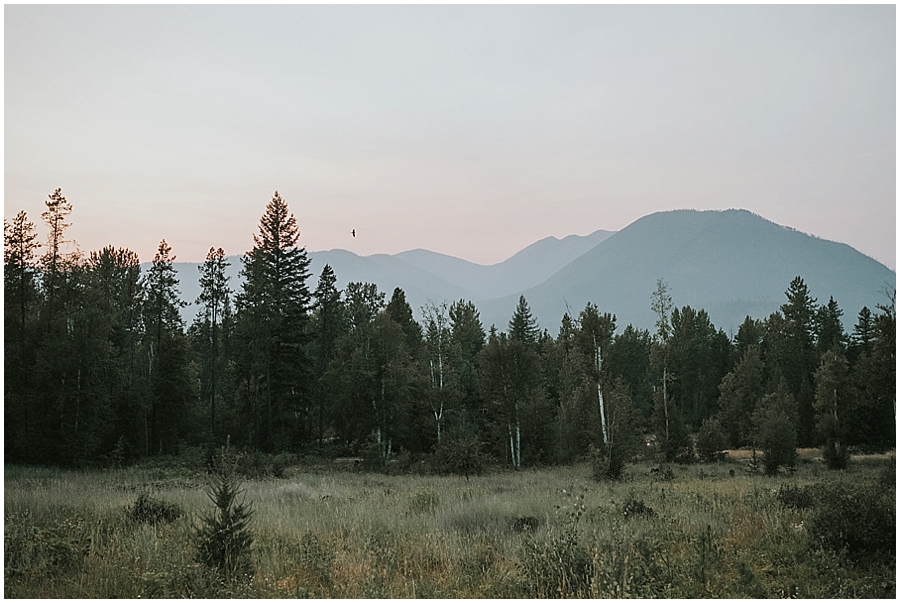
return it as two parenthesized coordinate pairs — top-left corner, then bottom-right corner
(595, 338), (608, 445)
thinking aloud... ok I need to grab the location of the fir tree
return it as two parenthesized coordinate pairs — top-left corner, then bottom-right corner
(237, 192), (313, 451)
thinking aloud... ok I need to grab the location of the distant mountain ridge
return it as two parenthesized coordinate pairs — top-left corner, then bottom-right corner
(476, 209), (895, 334)
(159, 209), (894, 336)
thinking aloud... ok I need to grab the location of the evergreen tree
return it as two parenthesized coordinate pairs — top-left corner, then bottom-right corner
(142, 239), (188, 454)
(775, 276), (819, 446)
(508, 295), (539, 346)
(343, 281), (385, 331)
(236, 192), (313, 451)
(40, 187), (73, 289)
(814, 349), (855, 469)
(449, 299), (486, 419)
(734, 316), (764, 359)
(311, 264), (345, 452)
(4, 211), (40, 352)
(195, 247), (231, 440)
(328, 303), (415, 464)
(851, 292), (895, 449)
(815, 296), (847, 355)
(86, 246), (146, 461)
(751, 388), (798, 476)
(848, 306), (874, 364)
(4, 211), (41, 459)
(668, 306), (730, 428)
(717, 345), (766, 448)
(386, 288), (423, 353)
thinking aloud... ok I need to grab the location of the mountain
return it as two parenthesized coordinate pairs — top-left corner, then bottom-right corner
(476, 209), (895, 335)
(393, 229), (614, 300)
(158, 229), (614, 325)
(159, 210), (893, 336)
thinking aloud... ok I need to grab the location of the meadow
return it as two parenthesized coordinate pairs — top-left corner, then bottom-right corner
(4, 450), (895, 598)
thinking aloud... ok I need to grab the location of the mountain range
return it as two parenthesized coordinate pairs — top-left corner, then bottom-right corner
(162, 209), (894, 336)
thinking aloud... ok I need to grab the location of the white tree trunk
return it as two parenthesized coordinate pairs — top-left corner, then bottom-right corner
(595, 341), (609, 445)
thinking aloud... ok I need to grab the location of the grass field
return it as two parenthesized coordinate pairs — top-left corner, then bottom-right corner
(4, 451), (895, 598)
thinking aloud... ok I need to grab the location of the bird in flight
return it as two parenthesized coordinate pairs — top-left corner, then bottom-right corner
(352, 229), (356, 237)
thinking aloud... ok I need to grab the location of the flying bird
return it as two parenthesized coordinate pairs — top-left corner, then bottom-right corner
(352, 229), (356, 237)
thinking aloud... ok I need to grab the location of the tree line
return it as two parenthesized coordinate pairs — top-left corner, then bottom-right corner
(4, 190), (896, 472)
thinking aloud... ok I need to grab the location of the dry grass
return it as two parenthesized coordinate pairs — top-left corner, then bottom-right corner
(4, 454), (895, 598)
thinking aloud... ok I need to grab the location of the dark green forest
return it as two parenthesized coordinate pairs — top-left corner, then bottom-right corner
(4, 190), (896, 471)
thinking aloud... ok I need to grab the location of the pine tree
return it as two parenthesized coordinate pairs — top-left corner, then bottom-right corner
(776, 276), (818, 446)
(40, 187), (73, 283)
(237, 192), (313, 451)
(814, 349), (855, 469)
(816, 296), (846, 355)
(717, 345), (766, 448)
(449, 299), (485, 418)
(196, 247), (231, 439)
(311, 264), (345, 452)
(142, 239), (187, 454)
(4, 211), (40, 349)
(508, 295), (539, 346)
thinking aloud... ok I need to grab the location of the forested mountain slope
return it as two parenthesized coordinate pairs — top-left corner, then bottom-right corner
(477, 209), (895, 334)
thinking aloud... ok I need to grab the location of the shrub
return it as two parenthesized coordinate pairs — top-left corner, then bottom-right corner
(821, 438), (850, 471)
(775, 483), (816, 510)
(511, 515), (541, 532)
(621, 492), (654, 519)
(195, 469), (254, 582)
(590, 443), (628, 481)
(696, 418), (728, 463)
(751, 392), (797, 476)
(433, 434), (485, 478)
(128, 493), (183, 525)
(807, 481), (895, 563)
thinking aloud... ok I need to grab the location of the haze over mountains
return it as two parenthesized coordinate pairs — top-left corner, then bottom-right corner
(165, 209), (894, 336)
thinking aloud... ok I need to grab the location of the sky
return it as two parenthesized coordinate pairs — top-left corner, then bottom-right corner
(4, 4), (896, 269)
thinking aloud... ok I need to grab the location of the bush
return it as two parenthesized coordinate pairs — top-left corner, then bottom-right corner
(807, 481), (895, 563)
(590, 443), (628, 481)
(621, 492), (654, 519)
(751, 392), (797, 476)
(433, 434), (485, 478)
(195, 469), (254, 582)
(821, 438), (850, 471)
(696, 418), (728, 463)
(775, 483), (816, 510)
(128, 493), (183, 525)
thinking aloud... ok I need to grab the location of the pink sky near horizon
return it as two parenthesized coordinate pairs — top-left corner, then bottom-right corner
(5, 5), (896, 270)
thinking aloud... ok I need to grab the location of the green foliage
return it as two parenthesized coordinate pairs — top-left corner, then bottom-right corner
(775, 483), (817, 510)
(128, 493), (183, 525)
(433, 432), (485, 477)
(751, 390), (797, 475)
(620, 492), (654, 519)
(195, 469), (254, 582)
(807, 481), (895, 562)
(696, 417), (728, 462)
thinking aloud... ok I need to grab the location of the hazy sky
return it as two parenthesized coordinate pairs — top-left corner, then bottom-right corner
(5, 4), (896, 269)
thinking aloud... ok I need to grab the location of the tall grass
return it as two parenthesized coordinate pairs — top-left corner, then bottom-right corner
(4, 455), (895, 598)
